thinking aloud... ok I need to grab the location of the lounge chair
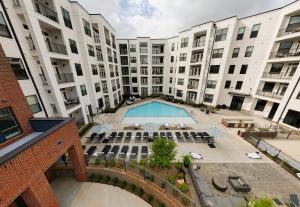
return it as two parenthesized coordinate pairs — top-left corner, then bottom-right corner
(94, 132), (106, 143)
(175, 132), (185, 143)
(183, 132), (193, 142)
(166, 132), (173, 140)
(202, 132), (210, 143)
(108, 132), (117, 143)
(141, 146), (148, 159)
(191, 132), (201, 143)
(124, 132), (132, 143)
(99, 145), (112, 158)
(108, 145), (120, 159)
(119, 145), (129, 160)
(125, 100), (133, 105)
(160, 132), (166, 139)
(85, 146), (97, 157)
(153, 132), (159, 140)
(135, 132), (142, 143)
(179, 123), (186, 129)
(115, 132), (124, 143)
(85, 132), (97, 144)
(228, 176), (251, 193)
(143, 132), (149, 143)
(130, 146), (139, 160)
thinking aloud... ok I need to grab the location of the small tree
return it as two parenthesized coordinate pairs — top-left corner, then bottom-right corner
(150, 138), (177, 168)
(182, 154), (192, 168)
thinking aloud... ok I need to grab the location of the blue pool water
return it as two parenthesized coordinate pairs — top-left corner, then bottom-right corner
(125, 101), (191, 117)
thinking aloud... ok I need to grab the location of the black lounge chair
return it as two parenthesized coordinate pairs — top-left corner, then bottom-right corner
(135, 132), (142, 143)
(183, 132), (193, 142)
(191, 132), (201, 143)
(115, 132), (124, 143)
(130, 146), (139, 160)
(290, 194), (299, 207)
(108, 145), (120, 159)
(160, 132), (166, 139)
(119, 145), (129, 160)
(124, 132), (132, 143)
(175, 132), (185, 143)
(143, 132), (149, 143)
(85, 132), (98, 143)
(202, 132), (210, 143)
(166, 132), (173, 140)
(152, 132), (159, 140)
(94, 132), (106, 143)
(108, 132), (117, 143)
(141, 146), (148, 159)
(85, 145), (97, 156)
(99, 145), (111, 158)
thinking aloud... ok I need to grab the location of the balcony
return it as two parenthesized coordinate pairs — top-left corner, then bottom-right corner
(112, 43), (116, 49)
(120, 49), (127, 55)
(256, 90), (284, 100)
(50, 103), (58, 114)
(114, 58), (118, 63)
(191, 53), (203, 63)
(64, 97), (80, 110)
(96, 52), (103, 61)
(102, 88), (108, 93)
(26, 36), (36, 50)
(33, 0), (58, 23)
(108, 56), (113, 62)
(187, 84), (199, 90)
(39, 74), (48, 85)
(94, 33), (100, 43)
(193, 39), (205, 48)
(45, 40), (67, 55)
(56, 73), (75, 84)
(262, 72), (292, 80)
(106, 38), (111, 46)
(278, 23), (300, 37)
(270, 49), (300, 59)
(110, 72), (115, 77)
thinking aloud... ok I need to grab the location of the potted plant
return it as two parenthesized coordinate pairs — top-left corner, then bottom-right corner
(182, 154), (192, 168)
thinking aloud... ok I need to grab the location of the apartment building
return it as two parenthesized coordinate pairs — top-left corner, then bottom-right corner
(117, 1), (300, 130)
(0, 0), (122, 128)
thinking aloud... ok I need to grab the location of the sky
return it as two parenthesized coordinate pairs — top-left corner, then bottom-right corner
(76, 0), (295, 38)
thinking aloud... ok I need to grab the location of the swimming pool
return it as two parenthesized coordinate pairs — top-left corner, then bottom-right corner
(125, 101), (190, 117)
(122, 101), (196, 125)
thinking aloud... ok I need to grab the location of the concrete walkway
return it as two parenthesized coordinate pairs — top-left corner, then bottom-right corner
(51, 177), (151, 207)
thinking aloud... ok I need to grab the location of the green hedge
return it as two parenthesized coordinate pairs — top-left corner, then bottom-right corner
(79, 122), (94, 136)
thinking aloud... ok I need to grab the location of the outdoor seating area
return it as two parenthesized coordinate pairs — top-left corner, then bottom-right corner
(124, 96), (141, 105)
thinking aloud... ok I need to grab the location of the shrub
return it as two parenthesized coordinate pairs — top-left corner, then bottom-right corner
(79, 123), (94, 136)
(139, 166), (146, 175)
(130, 160), (138, 166)
(94, 157), (100, 166)
(167, 176), (177, 185)
(182, 154), (192, 168)
(248, 197), (274, 207)
(147, 194), (154, 203)
(112, 177), (119, 186)
(139, 159), (146, 166)
(109, 159), (116, 167)
(120, 180), (128, 189)
(89, 173), (95, 181)
(175, 161), (183, 171)
(176, 172), (185, 179)
(182, 197), (191, 206)
(104, 175), (111, 184)
(159, 203), (166, 207)
(179, 183), (189, 193)
(130, 183), (137, 193)
(95, 174), (103, 183)
(148, 175), (154, 182)
(138, 187), (145, 196)
(150, 139), (177, 168)
(161, 182), (166, 189)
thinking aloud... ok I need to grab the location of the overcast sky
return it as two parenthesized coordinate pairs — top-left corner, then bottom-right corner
(76, 0), (294, 38)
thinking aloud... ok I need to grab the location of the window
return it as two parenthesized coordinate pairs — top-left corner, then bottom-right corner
(236, 27), (245, 40)
(254, 99), (267, 111)
(69, 39), (78, 54)
(82, 18), (91, 36)
(178, 66), (185, 73)
(215, 28), (228, 42)
(171, 43), (175, 51)
(206, 80), (217, 89)
(8, 58), (28, 80)
(87, 44), (95, 57)
(61, 7), (72, 29)
(224, 81), (231, 89)
(297, 92), (300, 99)
(0, 107), (21, 142)
(132, 77), (137, 83)
(176, 90), (183, 97)
(169, 78), (172, 83)
(91, 64), (98, 75)
(170, 67), (174, 73)
(240, 64), (248, 74)
(25, 95), (42, 114)
(204, 94), (213, 103)
(286, 15), (300, 32)
(250, 24), (260, 38)
(179, 53), (187, 61)
(80, 85), (87, 96)
(262, 82), (275, 92)
(130, 57), (137, 63)
(270, 63), (284, 74)
(95, 82), (101, 93)
(228, 65), (235, 74)
(235, 81), (243, 90)
(75, 63), (83, 76)
(0, 12), (11, 38)
(232, 48), (240, 58)
(245, 46), (254, 57)
(181, 37), (189, 48)
(283, 110), (300, 128)
(169, 87), (172, 94)
(132, 87), (138, 93)
(209, 65), (220, 74)
(171, 56), (174, 62)
(177, 78), (184, 85)
(212, 48), (224, 58)
(129, 44), (136, 52)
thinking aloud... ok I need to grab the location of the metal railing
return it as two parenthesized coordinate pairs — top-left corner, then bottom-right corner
(114, 58), (118, 63)
(120, 49), (127, 55)
(108, 56), (113, 62)
(45, 40), (67, 55)
(256, 90), (284, 100)
(190, 54), (203, 63)
(64, 97), (80, 110)
(26, 36), (36, 50)
(56, 73), (74, 84)
(262, 72), (292, 79)
(193, 39), (205, 48)
(39, 73), (48, 85)
(94, 33), (101, 43)
(187, 84), (199, 90)
(277, 24), (300, 37)
(96, 52), (103, 61)
(112, 43), (116, 49)
(152, 61), (164, 65)
(110, 72), (115, 77)
(33, 0), (58, 22)
(106, 38), (111, 45)
(152, 49), (163, 54)
(270, 49), (300, 59)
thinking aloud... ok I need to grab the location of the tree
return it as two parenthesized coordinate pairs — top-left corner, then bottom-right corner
(182, 154), (192, 168)
(150, 138), (177, 168)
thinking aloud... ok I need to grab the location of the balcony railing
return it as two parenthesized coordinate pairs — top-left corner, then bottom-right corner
(50, 104), (58, 114)
(34, 0), (58, 23)
(45, 40), (67, 55)
(108, 56), (113, 62)
(114, 58), (118, 63)
(191, 54), (203, 63)
(120, 49), (127, 55)
(103, 88), (108, 93)
(193, 39), (205, 48)
(278, 23), (300, 37)
(112, 43), (116, 49)
(270, 49), (300, 59)
(187, 84), (199, 90)
(256, 90), (284, 100)
(56, 73), (74, 84)
(26, 36), (35, 50)
(96, 52), (103, 61)
(152, 49), (163, 54)
(106, 38), (111, 45)
(39, 73), (48, 85)
(262, 72), (292, 79)
(12, 0), (20, 7)
(64, 97), (80, 110)
(94, 33), (100, 43)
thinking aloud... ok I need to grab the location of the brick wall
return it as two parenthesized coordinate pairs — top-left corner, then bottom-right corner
(0, 44), (33, 148)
